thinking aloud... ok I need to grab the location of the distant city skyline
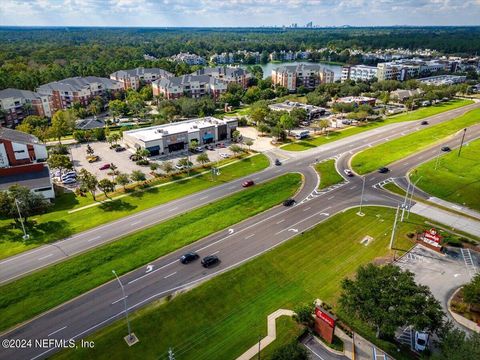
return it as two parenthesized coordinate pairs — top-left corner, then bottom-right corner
(1, 0), (480, 27)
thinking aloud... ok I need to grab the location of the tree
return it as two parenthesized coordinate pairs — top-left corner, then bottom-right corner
(339, 264), (444, 339)
(161, 161), (175, 175)
(51, 109), (76, 143)
(78, 169), (98, 201)
(245, 139), (253, 151)
(108, 99), (128, 120)
(0, 185), (51, 225)
(432, 323), (480, 360)
(86, 144), (94, 156)
(98, 179), (115, 199)
(149, 162), (160, 175)
(47, 154), (73, 174)
(294, 303), (314, 326)
(290, 108), (307, 125)
(177, 157), (193, 168)
(108, 163), (119, 181)
(279, 113), (295, 134)
(231, 130), (241, 142)
(115, 173), (130, 191)
(317, 119), (330, 134)
(462, 273), (480, 308)
(271, 343), (308, 360)
(136, 148), (150, 160)
(130, 170), (146, 182)
(196, 153), (210, 165)
(229, 144), (243, 156)
(257, 123), (270, 136)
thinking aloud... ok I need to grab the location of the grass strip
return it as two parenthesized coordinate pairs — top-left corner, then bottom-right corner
(351, 107), (480, 175)
(314, 159), (344, 190)
(0, 173), (301, 332)
(281, 99), (473, 151)
(0, 154), (270, 259)
(55, 207), (427, 360)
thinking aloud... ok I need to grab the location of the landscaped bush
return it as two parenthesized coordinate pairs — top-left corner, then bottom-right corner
(136, 159), (150, 166)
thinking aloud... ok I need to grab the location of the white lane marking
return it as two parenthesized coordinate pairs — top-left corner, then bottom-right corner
(164, 272), (177, 279)
(87, 236), (101, 243)
(349, 186), (357, 190)
(370, 176), (376, 181)
(303, 206), (311, 212)
(327, 196), (334, 200)
(47, 326), (67, 337)
(228, 186), (236, 190)
(167, 207), (178, 212)
(253, 177), (260, 181)
(111, 296), (127, 305)
(128, 261), (176, 284)
(404, 162), (409, 166)
(38, 254), (53, 261)
(130, 220), (142, 226)
(276, 219), (285, 224)
(199, 196), (208, 200)
(304, 343), (326, 360)
(274, 169), (282, 173)
(244, 233), (255, 240)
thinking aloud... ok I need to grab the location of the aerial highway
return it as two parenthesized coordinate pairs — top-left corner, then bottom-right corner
(1, 102), (480, 360)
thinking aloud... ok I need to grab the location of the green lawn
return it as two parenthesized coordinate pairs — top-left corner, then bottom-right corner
(351, 107), (480, 175)
(260, 317), (305, 360)
(0, 154), (269, 259)
(410, 138), (480, 212)
(55, 206), (428, 360)
(315, 159), (344, 189)
(0, 173), (301, 332)
(281, 99), (473, 151)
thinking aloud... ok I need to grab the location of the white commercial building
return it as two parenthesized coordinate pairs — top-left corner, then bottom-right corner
(341, 65), (378, 82)
(123, 117), (238, 156)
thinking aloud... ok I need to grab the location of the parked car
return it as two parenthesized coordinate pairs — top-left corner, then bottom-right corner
(217, 143), (226, 148)
(242, 180), (254, 187)
(62, 178), (77, 185)
(421, 120), (429, 125)
(115, 146), (126, 152)
(441, 146), (451, 152)
(344, 169), (354, 177)
(219, 153), (230, 158)
(99, 163), (111, 170)
(175, 164), (184, 170)
(194, 147), (203, 153)
(275, 159), (282, 166)
(378, 167), (389, 173)
(180, 252), (199, 264)
(414, 331), (429, 352)
(283, 199), (295, 207)
(129, 154), (141, 161)
(87, 155), (99, 163)
(201, 255), (220, 268)
(205, 145), (214, 150)
(301, 121), (310, 126)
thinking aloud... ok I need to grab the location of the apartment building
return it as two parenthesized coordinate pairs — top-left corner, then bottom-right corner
(272, 64), (334, 92)
(123, 117), (238, 156)
(110, 67), (173, 90)
(170, 52), (206, 65)
(0, 88), (53, 127)
(36, 76), (123, 113)
(152, 74), (227, 100)
(341, 65), (378, 82)
(418, 75), (467, 86)
(0, 127), (54, 199)
(193, 67), (252, 89)
(376, 58), (455, 81)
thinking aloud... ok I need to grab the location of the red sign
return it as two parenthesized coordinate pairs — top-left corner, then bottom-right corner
(423, 228), (441, 243)
(315, 307), (335, 328)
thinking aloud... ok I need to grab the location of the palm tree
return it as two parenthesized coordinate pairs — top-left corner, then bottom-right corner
(108, 163), (119, 182)
(161, 161), (174, 176)
(115, 173), (130, 191)
(245, 139), (253, 151)
(196, 153), (210, 166)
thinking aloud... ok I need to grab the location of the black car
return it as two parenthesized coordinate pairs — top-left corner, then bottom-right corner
(275, 159), (282, 166)
(283, 199), (295, 207)
(201, 255), (220, 268)
(378, 167), (389, 173)
(441, 146), (451, 152)
(115, 146), (126, 152)
(180, 252), (199, 264)
(421, 121), (429, 125)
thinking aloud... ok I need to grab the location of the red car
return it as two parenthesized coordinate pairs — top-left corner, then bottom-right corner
(242, 180), (254, 187)
(99, 163), (111, 170)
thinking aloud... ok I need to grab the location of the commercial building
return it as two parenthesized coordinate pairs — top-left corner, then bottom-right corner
(193, 67), (252, 89)
(417, 75), (467, 86)
(123, 117), (238, 156)
(170, 52), (206, 65)
(37, 76), (123, 113)
(0, 88), (53, 127)
(269, 101), (326, 121)
(391, 89), (424, 102)
(335, 96), (376, 106)
(152, 74), (228, 100)
(0, 127), (54, 199)
(271, 64), (334, 92)
(341, 65), (378, 82)
(110, 67), (173, 90)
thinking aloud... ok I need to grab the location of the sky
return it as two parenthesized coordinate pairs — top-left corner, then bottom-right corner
(1, 0), (480, 27)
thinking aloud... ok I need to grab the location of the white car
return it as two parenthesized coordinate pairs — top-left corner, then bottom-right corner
(175, 164), (184, 170)
(61, 171), (77, 181)
(344, 169), (354, 177)
(414, 331), (429, 352)
(62, 178), (77, 185)
(219, 153), (230, 158)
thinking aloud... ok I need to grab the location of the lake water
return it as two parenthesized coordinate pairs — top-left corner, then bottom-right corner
(246, 61), (342, 80)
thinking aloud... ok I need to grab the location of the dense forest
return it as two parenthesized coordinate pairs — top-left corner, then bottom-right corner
(1, 26), (479, 91)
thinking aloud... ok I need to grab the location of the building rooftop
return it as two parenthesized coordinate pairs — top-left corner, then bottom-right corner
(193, 66), (250, 78)
(273, 63), (328, 73)
(269, 101), (325, 113)
(156, 74), (226, 89)
(110, 67), (173, 78)
(0, 127), (41, 145)
(0, 88), (42, 101)
(0, 166), (51, 190)
(37, 76), (122, 93)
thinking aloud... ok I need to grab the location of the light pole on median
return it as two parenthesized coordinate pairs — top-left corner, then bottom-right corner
(407, 176), (422, 219)
(112, 270), (137, 345)
(400, 178), (411, 222)
(14, 199), (29, 240)
(389, 203), (400, 250)
(357, 176), (366, 217)
(458, 128), (467, 157)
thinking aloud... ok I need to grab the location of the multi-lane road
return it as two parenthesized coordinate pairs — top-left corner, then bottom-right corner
(1, 101), (479, 360)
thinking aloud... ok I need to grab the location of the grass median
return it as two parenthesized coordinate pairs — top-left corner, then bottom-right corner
(0, 154), (270, 259)
(0, 173), (301, 332)
(352, 107), (480, 175)
(281, 99), (473, 151)
(55, 206), (427, 360)
(410, 138), (480, 212)
(314, 159), (344, 189)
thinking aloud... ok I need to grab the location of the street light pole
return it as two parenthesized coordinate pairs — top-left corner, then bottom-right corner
(458, 128), (467, 157)
(112, 270), (133, 342)
(357, 176), (366, 216)
(401, 178), (411, 222)
(407, 176), (422, 219)
(389, 204), (400, 250)
(14, 199), (29, 240)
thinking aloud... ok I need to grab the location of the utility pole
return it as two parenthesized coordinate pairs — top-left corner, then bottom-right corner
(389, 204), (400, 250)
(407, 176), (422, 219)
(357, 176), (366, 216)
(14, 199), (29, 240)
(112, 270), (135, 344)
(458, 128), (467, 157)
(401, 178), (411, 222)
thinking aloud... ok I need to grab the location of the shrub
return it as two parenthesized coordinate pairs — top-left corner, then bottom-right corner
(136, 160), (150, 166)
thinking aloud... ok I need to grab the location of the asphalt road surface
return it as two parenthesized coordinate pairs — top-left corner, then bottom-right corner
(1, 101), (479, 360)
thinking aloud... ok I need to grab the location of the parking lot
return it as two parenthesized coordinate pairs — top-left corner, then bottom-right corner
(69, 140), (236, 181)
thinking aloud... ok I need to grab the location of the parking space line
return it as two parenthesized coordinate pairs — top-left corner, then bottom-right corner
(48, 326), (67, 337)
(244, 234), (255, 240)
(168, 207), (178, 212)
(111, 296), (127, 305)
(276, 219), (285, 224)
(164, 272), (177, 279)
(87, 236), (101, 243)
(38, 254), (53, 261)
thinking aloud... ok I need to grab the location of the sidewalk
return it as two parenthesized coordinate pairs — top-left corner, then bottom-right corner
(410, 202), (480, 238)
(426, 196), (480, 221)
